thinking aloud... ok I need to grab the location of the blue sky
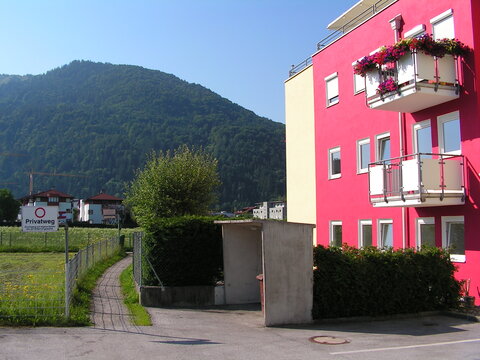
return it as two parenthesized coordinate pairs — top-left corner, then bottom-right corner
(0, 0), (357, 124)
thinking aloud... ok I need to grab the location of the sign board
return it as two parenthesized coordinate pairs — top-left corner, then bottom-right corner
(21, 206), (59, 232)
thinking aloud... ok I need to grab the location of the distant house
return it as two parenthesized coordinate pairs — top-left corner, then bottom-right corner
(20, 189), (74, 223)
(253, 201), (287, 220)
(79, 193), (123, 225)
(234, 206), (256, 216)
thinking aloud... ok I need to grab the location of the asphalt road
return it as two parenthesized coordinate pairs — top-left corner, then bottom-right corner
(2, 307), (480, 360)
(2, 256), (479, 360)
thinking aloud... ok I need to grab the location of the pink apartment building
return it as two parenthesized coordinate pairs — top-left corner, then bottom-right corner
(285, 0), (480, 303)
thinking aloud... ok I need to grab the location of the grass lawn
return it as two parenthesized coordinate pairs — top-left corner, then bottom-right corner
(0, 253), (66, 325)
(0, 227), (140, 252)
(120, 264), (152, 326)
(0, 251), (127, 326)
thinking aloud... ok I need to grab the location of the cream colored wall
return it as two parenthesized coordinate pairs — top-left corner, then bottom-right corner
(285, 66), (317, 242)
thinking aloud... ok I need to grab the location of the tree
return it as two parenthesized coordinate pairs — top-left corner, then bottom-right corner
(125, 145), (221, 228)
(0, 189), (20, 223)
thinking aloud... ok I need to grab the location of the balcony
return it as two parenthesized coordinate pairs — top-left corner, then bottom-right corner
(366, 52), (459, 113)
(368, 153), (465, 207)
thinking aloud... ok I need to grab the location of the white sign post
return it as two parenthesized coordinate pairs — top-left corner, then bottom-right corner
(21, 206), (59, 232)
(21, 205), (70, 317)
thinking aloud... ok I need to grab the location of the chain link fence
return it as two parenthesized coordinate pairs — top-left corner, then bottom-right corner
(65, 236), (122, 316)
(132, 232), (163, 289)
(133, 232), (143, 287)
(0, 264), (65, 322)
(0, 229), (134, 251)
(0, 235), (122, 322)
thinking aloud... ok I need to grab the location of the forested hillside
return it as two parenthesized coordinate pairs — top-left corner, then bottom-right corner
(0, 61), (285, 210)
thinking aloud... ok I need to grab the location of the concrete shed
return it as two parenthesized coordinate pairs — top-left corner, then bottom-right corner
(215, 220), (315, 327)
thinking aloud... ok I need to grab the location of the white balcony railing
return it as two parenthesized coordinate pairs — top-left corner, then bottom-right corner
(366, 52), (460, 113)
(368, 153), (465, 207)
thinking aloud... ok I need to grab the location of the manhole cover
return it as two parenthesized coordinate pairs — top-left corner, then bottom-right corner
(309, 336), (350, 345)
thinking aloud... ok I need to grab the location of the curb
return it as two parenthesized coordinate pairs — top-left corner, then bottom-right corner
(443, 310), (480, 322)
(313, 310), (479, 325)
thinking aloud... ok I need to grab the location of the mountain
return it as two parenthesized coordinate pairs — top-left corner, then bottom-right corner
(0, 61), (285, 210)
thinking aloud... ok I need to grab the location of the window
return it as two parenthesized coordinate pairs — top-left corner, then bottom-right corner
(352, 60), (365, 94)
(442, 216), (465, 262)
(416, 217), (435, 249)
(438, 111), (461, 155)
(328, 147), (341, 179)
(325, 72), (339, 106)
(378, 219), (393, 248)
(404, 24), (426, 38)
(376, 133), (391, 162)
(413, 120), (432, 158)
(48, 197), (59, 203)
(431, 9), (454, 40)
(357, 138), (370, 174)
(88, 209), (94, 215)
(359, 220), (372, 248)
(330, 221), (342, 247)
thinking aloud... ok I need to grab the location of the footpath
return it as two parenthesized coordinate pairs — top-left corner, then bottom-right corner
(90, 254), (144, 333)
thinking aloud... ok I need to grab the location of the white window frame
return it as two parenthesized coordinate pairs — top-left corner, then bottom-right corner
(375, 132), (391, 162)
(325, 72), (339, 107)
(358, 219), (373, 248)
(438, 111), (461, 155)
(413, 119), (432, 156)
(404, 24), (426, 38)
(430, 9), (454, 40)
(441, 216), (465, 263)
(378, 219), (393, 249)
(356, 138), (370, 174)
(416, 217), (435, 249)
(330, 220), (342, 247)
(352, 60), (365, 94)
(328, 146), (341, 179)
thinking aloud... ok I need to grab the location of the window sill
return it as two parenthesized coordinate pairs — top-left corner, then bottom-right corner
(450, 255), (466, 263)
(326, 100), (339, 108)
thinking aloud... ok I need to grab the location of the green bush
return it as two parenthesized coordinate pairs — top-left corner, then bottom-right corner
(312, 245), (461, 319)
(142, 216), (223, 286)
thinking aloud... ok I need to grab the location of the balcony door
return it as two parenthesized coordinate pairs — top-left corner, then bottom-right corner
(413, 120), (432, 158)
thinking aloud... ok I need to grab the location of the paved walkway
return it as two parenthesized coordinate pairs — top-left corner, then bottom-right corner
(90, 254), (143, 333)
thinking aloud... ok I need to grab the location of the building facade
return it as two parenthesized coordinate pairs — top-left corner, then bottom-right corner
(253, 201), (287, 220)
(78, 193), (123, 225)
(20, 189), (74, 223)
(286, 0), (480, 303)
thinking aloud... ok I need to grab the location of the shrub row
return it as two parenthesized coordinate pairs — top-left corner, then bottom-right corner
(313, 245), (461, 319)
(142, 216), (223, 286)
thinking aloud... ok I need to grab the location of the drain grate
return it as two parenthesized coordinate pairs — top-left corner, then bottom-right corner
(309, 336), (350, 345)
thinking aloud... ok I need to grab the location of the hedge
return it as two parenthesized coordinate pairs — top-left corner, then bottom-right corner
(313, 245), (461, 319)
(142, 216), (223, 286)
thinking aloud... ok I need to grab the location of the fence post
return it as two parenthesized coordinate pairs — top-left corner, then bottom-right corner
(65, 262), (70, 318)
(139, 233), (142, 288)
(64, 224), (70, 319)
